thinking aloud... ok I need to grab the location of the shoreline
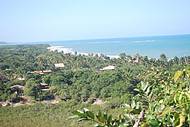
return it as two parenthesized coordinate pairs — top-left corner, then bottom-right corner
(47, 45), (120, 59)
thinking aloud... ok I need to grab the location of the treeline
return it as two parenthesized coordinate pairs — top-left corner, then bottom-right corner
(0, 44), (189, 103)
(0, 44), (190, 126)
(73, 67), (190, 127)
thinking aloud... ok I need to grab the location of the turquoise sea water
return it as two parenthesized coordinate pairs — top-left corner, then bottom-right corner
(49, 34), (190, 58)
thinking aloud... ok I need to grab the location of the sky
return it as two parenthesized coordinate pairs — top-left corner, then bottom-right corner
(0, 0), (190, 42)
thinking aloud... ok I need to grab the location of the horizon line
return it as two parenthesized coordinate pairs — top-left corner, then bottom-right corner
(2, 33), (190, 43)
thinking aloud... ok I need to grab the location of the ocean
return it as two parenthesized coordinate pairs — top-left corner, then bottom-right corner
(47, 34), (190, 58)
(4, 34), (190, 58)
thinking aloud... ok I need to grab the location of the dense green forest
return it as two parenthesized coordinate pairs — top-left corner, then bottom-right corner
(0, 44), (190, 127)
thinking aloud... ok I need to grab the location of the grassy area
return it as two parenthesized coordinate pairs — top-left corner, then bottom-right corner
(0, 100), (124, 127)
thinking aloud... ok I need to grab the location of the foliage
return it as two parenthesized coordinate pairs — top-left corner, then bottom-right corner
(0, 45), (190, 126)
(72, 108), (126, 127)
(73, 69), (190, 126)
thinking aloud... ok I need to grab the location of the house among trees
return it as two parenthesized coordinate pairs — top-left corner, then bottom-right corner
(38, 83), (50, 91)
(42, 70), (52, 73)
(30, 70), (44, 75)
(37, 83), (55, 100)
(30, 70), (52, 75)
(54, 63), (65, 68)
(100, 65), (115, 71)
(10, 85), (25, 95)
(17, 77), (25, 81)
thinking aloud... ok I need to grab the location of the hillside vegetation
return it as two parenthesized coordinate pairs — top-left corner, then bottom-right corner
(0, 45), (190, 127)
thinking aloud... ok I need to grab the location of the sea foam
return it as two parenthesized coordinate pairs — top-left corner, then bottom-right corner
(47, 46), (74, 54)
(47, 46), (119, 59)
(47, 46), (90, 56)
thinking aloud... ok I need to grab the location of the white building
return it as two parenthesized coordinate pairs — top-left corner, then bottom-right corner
(54, 63), (65, 68)
(17, 77), (25, 81)
(100, 65), (115, 71)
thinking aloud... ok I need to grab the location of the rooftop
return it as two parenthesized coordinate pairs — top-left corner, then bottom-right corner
(100, 65), (115, 71)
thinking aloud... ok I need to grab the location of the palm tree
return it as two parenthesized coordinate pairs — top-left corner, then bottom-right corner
(159, 54), (168, 67)
(173, 56), (179, 64)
